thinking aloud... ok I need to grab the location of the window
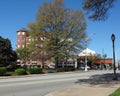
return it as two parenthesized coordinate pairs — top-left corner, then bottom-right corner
(22, 32), (25, 35)
(22, 36), (25, 42)
(28, 38), (31, 41)
(18, 32), (20, 35)
(22, 45), (24, 48)
(17, 45), (20, 48)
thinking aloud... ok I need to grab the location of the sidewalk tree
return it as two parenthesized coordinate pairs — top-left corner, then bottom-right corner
(28, 0), (88, 68)
(82, 0), (117, 21)
(0, 36), (17, 67)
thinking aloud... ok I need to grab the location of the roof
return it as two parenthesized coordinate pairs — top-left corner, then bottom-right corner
(17, 28), (27, 32)
(78, 48), (96, 56)
(94, 59), (112, 64)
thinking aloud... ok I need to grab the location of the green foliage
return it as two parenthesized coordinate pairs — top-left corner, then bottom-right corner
(87, 54), (101, 65)
(109, 88), (120, 96)
(56, 68), (64, 72)
(28, 0), (88, 68)
(0, 67), (7, 76)
(15, 68), (26, 75)
(0, 36), (17, 67)
(6, 62), (20, 71)
(27, 67), (42, 74)
(64, 67), (75, 71)
(16, 48), (30, 63)
(5, 71), (16, 76)
(57, 67), (75, 72)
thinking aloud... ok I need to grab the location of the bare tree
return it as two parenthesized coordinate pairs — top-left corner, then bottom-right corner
(82, 0), (117, 21)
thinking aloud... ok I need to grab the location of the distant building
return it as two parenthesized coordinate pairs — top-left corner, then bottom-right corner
(16, 28), (28, 49)
(78, 48), (96, 57)
(16, 28), (76, 68)
(16, 28), (53, 68)
(93, 58), (112, 70)
(77, 48), (113, 70)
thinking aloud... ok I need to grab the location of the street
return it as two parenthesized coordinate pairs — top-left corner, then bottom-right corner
(0, 70), (116, 96)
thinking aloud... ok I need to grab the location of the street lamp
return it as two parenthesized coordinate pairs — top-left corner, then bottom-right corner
(103, 54), (107, 69)
(111, 34), (117, 80)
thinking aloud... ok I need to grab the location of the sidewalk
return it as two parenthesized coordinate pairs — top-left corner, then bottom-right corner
(45, 73), (120, 96)
(45, 83), (120, 96)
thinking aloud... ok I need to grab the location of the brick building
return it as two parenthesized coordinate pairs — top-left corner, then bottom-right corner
(93, 59), (112, 70)
(16, 28), (28, 49)
(16, 28), (77, 68)
(16, 28), (53, 68)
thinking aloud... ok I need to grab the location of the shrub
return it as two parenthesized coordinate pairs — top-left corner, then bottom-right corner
(0, 67), (7, 76)
(7, 63), (20, 71)
(64, 67), (75, 71)
(56, 68), (64, 72)
(56, 67), (75, 72)
(5, 71), (16, 76)
(15, 68), (26, 75)
(27, 67), (42, 74)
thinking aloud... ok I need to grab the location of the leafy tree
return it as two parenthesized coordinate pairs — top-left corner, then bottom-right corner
(28, 0), (88, 68)
(26, 30), (51, 68)
(82, 0), (117, 21)
(16, 48), (30, 64)
(0, 36), (17, 67)
(87, 54), (101, 69)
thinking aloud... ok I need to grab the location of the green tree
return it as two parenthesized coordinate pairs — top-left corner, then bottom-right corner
(87, 54), (102, 69)
(16, 48), (30, 64)
(82, 0), (117, 21)
(27, 31), (51, 68)
(28, 0), (88, 68)
(0, 36), (17, 67)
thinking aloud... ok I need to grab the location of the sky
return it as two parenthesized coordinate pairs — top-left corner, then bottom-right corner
(0, 0), (120, 60)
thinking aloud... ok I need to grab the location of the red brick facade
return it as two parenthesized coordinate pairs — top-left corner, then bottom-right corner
(16, 28), (28, 49)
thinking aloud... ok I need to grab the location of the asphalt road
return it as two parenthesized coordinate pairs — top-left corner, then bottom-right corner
(0, 70), (115, 96)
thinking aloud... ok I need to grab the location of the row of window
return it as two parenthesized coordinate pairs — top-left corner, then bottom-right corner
(17, 45), (25, 48)
(17, 32), (26, 35)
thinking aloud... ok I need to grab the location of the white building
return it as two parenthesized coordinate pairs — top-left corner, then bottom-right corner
(78, 48), (96, 56)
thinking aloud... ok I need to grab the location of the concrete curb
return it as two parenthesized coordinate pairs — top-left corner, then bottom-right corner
(0, 70), (87, 79)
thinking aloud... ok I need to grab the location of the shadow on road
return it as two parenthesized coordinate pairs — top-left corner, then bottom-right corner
(75, 73), (120, 87)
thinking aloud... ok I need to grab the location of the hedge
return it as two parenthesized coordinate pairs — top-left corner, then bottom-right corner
(15, 68), (26, 75)
(27, 67), (42, 74)
(0, 67), (7, 76)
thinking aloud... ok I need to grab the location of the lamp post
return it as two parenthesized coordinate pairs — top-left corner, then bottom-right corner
(85, 54), (88, 71)
(103, 54), (107, 69)
(84, 49), (88, 71)
(111, 34), (117, 80)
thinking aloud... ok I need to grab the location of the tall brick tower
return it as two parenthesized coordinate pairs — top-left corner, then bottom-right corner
(16, 28), (28, 49)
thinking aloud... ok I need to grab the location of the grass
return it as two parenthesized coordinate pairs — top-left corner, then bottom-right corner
(109, 88), (120, 96)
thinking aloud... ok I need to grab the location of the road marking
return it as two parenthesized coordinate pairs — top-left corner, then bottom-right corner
(0, 76), (89, 87)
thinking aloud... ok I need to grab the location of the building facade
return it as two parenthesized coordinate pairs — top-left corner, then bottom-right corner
(16, 29), (64, 68)
(16, 28), (46, 67)
(17, 30), (113, 70)
(16, 28), (28, 49)
(77, 48), (113, 70)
